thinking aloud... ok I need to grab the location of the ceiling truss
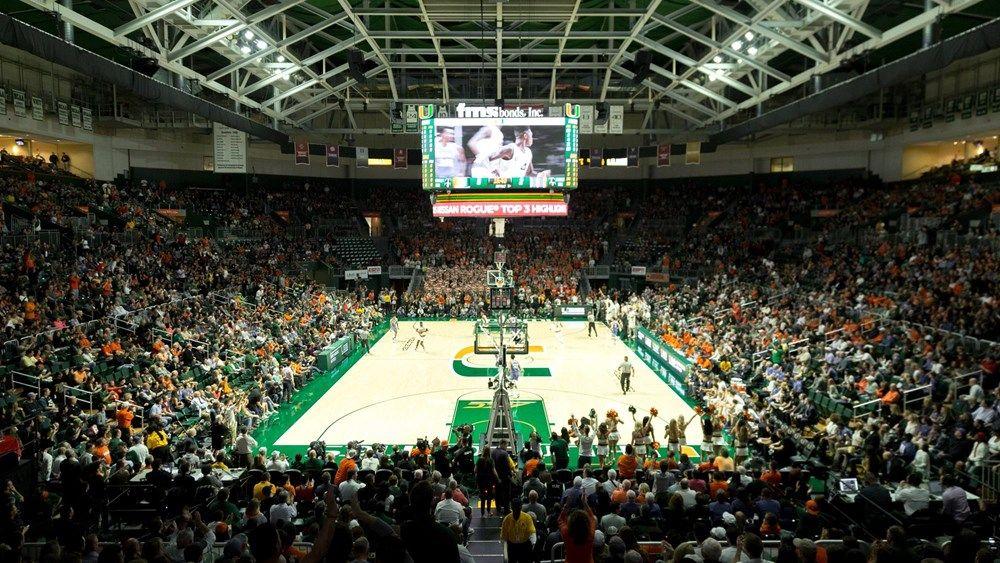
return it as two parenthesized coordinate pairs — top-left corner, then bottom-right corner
(11, 0), (991, 136)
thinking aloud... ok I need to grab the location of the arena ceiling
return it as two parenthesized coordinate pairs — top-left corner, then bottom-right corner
(5, 0), (998, 134)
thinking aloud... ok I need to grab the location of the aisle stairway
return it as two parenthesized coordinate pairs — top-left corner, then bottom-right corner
(467, 510), (505, 560)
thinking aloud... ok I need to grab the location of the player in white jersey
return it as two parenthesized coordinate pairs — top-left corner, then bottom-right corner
(434, 127), (466, 179)
(390, 314), (399, 341)
(489, 128), (549, 181)
(467, 124), (503, 178)
(414, 322), (428, 351)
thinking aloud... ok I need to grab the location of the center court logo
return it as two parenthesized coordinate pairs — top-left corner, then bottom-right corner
(452, 345), (552, 377)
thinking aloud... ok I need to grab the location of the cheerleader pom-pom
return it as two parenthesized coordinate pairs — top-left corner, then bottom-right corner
(607, 409), (619, 420)
(649, 407), (659, 417)
(628, 406), (637, 415)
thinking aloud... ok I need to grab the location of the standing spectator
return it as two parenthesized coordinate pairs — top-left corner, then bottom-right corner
(500, 499), (536, 563)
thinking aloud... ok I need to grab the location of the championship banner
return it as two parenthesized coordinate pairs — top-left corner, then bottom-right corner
(81, 108), (93, 131)
(325, 145), (339, 167)
(609, 105), (624, 134)
(579, 105), (594, 134)
(71, 105), (82, 127)
(356, 146), (368, 167)
(57, 101), (70, 126)
(590, 148), (603, 168)
(393, 148), (407, 169)
(12, 90), (26, 117)
(631, 265), (647, 276)
(0, 88), (6, 115)
(627, 146), (639, 168)
(657, 144), (670, 167)
(30, 96), (43, 120)
(294, 140), (310, 165)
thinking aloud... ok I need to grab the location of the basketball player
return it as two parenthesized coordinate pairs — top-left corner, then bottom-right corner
(434, 126), (466, 178)
(509, 357), (522, 382)
(357, 325), (371, 354)
(468, 124), (503, 178)
(587, 310), (597, 337)
(415, 322), (428, 351)
(488, 128), (549, 181)
(390, 314), (399, 342)
(617, 356), (633, 395)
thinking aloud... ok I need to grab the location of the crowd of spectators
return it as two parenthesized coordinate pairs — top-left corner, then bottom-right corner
(0, 164), (997, 562)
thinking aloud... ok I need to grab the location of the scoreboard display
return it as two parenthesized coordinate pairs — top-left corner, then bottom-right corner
(421, 103), (580, 191)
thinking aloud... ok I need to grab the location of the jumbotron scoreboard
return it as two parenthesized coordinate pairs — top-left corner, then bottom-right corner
(420, 103), (580, 191)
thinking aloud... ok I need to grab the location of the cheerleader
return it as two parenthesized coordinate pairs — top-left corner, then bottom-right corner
(667, 419), (681, 454)
(596, 423), (610, 468)
(632, 416), (655, 464)
(733, 416), (750, 467)
(607, 414), (621, 459)
(701, 413), (716, 459)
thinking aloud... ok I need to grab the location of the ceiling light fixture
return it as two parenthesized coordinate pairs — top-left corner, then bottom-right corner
(731, 40), (743, 51)
(745, 31), (755, 41)
(713, 55), (722, 63)
(243, 30), (254, 40)
(747, 46), (758, 56)
(240, 45), (251, 55)
(255, 39), (267, 50)
(277, 55), (286, 63)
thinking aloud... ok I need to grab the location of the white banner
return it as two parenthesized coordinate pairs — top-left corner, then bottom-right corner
(81, 108), (93, 131)
(579, 105), (594, 134)
(212, 122), (248, 173)
(71, 105), (82, 128)
(367, 265), (383, 276)
(345, 269), (370, 280)
(12, 90), (26, 117)
(609, 105), (624, 134)
(631, 265), (647, 276)
(356, 146), (368, 167)
(30, 96), (43, 121)
(548, 105), (564, 117)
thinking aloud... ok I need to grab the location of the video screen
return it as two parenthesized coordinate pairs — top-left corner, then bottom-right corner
(421, 111), (579, 190)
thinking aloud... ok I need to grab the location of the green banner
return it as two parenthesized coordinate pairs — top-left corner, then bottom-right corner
(635, 326), (691, 400)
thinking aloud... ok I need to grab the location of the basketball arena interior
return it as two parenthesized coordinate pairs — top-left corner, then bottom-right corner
(0, 0), (998, 562)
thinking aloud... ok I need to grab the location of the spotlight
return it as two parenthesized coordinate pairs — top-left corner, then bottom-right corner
(744, 31), (754, 41)
(277, 55), (286, 63)
(747, 46), (758, 56)
(708, 72), (718, 82)
(14, 138), (25, 146)
(243, 30), (254, 40)
(713, 55), (723, 63)
(255, 39), (267, 50)
(731, 40), (743, 51)
(240, 45), (251, 55)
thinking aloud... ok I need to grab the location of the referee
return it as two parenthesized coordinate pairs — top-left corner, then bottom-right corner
(587, 310), (597, 337)
(617, 356), (633, 395)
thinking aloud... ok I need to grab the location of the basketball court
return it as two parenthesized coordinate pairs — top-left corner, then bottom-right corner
(259, 320), (705, 462)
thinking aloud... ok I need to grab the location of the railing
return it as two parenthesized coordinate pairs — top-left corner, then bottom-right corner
(8, 370), (45, 395)
(0, 229), (61, 247)
(63, 384), (99, 410)
(890, 319), (998, 356)
(584, 265), (610, 278)
(548, 539), (870, 562)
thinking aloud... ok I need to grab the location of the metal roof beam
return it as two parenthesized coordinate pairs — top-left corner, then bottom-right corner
(334, 0), (398, 100)
(167, 0), (309, 61)
(688, 0), (830, 63)
(114, 0), (200, 37)
(649, 13), (790, 83)
(599, 0), (663, 101)
(633, 36), (755, 97)
(204, 16), (344, 82)
(793, 0), (883, 39)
